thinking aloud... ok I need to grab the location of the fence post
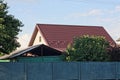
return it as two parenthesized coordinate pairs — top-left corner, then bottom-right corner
(24, 63), (27, 80)
(78, 62), (80, 80)
(52, 62), (53, 80)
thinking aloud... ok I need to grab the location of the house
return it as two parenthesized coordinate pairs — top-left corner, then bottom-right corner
(29, 24), (116, 51)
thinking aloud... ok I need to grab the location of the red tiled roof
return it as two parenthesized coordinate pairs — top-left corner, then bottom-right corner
(29, 24), (115, 51)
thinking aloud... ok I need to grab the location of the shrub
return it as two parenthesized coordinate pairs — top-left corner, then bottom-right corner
(65, 35), (110, 61)
(108, 46), (120, 61)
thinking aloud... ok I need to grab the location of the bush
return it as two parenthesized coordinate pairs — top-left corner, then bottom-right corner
(65, 35), (110, 61)
(108, 46), (120, 61)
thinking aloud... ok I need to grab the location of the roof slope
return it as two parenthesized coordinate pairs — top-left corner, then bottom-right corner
(0, 44), (62, 59)
(0, 45), (40, 59)
(29, 24), (115, 51)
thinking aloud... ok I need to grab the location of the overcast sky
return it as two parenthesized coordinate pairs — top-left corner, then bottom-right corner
(4, 0), (120, 49)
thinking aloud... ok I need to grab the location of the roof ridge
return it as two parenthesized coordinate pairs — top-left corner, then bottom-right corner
(37, 23), (103, 28)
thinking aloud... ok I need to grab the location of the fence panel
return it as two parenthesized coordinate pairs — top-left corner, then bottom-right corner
(80, 62), (116, 80)
(27, 62), (52, 80)
(53, 62), (79, 80)
(116, 62), (120, 79)
(0, 63), (25, 80)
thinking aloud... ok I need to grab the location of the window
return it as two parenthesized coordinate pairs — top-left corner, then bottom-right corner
(39, 36), (41, 42)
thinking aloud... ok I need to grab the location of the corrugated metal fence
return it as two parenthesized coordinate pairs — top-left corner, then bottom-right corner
(0, 62), (120, 80)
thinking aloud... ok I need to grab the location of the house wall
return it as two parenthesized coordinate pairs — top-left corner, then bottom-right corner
(33, 31), (47, 45)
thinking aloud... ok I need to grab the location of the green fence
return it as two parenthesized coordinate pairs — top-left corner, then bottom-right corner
(15, 56), (62, 62)
(0, 59), (10, 62)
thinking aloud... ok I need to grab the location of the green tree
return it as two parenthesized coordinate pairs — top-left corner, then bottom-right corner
(0, 0), (23, 55)
(66, 35), (110, 61)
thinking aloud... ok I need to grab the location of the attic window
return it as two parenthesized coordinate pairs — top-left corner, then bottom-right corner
(39, 36), (41, 42)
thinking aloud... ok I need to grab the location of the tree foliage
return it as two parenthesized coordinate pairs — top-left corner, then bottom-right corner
(0, 0), (23, 55)
(108, 46), (120, 61)
(66, 35), (110, 61)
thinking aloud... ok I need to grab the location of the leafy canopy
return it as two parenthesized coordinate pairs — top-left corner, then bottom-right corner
(0, 0), (23, 55)
(66, 35), (110, 61)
